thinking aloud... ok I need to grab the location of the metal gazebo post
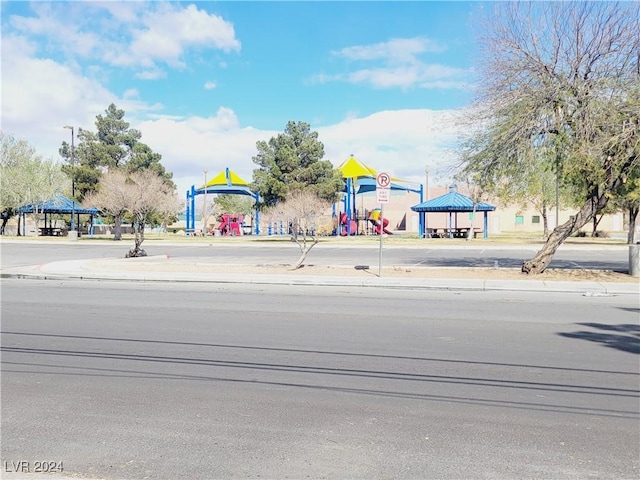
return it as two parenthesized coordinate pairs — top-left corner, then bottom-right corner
(203, 169), (208, 235)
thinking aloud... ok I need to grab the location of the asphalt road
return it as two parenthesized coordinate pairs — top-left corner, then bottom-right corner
(0, 240), (630, 271)
(1, 279), (638, 479)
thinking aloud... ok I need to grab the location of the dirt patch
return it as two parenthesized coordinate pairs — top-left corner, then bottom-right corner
(250, 264), (634, 283)
(103, 258), (636, 283)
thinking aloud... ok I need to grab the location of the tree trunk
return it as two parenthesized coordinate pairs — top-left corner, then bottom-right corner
(542, 205), (549, 239)
(0, 216), (8, 235)
(126, 221), (147, 258)
(17, 215), (22, 236)
(628, 206), (639, 244)
(113, 214), (122, 241)
(592, 214), (603, 237)
(522, 189), (611, 274)
(291, 235), (318, 269)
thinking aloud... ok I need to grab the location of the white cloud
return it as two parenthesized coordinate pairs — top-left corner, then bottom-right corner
(204, 81), (217, 90)
(1, 30), (467, 199)
(315, 37), (469, 91)
(1, 36), (466, 196)
(123, 89), (140, 100)
(135, 111), (273, 195)
(318, 109), (466, 181)
(98, 2), (147, 23)
(6, 2), (240, 78)
(140, 108), (467, 197)
(334, 37), (445, 63)
(1, 35), (118, 157)
(128, 3), (240, 70)
(135, 68), (167, 80)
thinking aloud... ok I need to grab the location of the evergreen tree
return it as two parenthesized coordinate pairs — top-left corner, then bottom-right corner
(252, 121), (344, 208)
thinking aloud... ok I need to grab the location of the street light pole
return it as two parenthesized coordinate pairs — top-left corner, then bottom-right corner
(425, 166), (429, 233)
(203, 169), (208, 235)
(64, 125), (75, 231)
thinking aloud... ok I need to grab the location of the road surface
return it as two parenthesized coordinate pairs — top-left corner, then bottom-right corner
(0, 240), (629, 271)
(2, 279), (638, 479)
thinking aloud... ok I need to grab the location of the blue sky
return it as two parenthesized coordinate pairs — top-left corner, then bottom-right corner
(2, 1), (483, 195)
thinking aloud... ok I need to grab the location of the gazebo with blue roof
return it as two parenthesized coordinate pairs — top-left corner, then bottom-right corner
(411, 185), (495, 238)
(17, 193), (100, 236)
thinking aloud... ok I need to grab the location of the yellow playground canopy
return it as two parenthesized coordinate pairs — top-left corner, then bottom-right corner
(201, 167), (250, 189)
(337, 155), (377, 179)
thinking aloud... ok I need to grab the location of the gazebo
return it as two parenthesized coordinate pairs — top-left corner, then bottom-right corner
(185, 167), (260, 235)
(17, 193), (99, 236)
(411, 185), (495, 238)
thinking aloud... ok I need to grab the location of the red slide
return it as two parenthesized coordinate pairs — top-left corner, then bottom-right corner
(339, 213), (357, 236)
(370, 217), (393, 235)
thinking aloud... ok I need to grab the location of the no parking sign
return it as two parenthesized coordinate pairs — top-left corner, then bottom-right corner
(376, 172), (390, 204)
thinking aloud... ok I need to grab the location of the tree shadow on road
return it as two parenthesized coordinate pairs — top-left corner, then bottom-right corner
(408, 255), (628, 271)
(559, 322), (640, 355)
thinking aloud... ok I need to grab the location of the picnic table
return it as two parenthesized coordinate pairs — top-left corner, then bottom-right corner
(38, 227), (64, 236)
(426, 227), (482, 239)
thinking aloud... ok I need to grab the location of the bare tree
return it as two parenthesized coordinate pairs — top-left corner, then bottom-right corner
(124, 170), (182, 257)
(462, 2), (639, 273)
(83, 170), (130, 240)
(263, 190), (332, 269)
(1, 132), (69, 234)
(85, 169), (182, 257)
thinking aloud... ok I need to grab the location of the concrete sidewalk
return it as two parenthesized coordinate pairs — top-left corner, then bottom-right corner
(2, 255), (638, 296)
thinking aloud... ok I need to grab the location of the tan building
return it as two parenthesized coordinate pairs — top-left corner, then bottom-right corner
(349, 185), (627, 237)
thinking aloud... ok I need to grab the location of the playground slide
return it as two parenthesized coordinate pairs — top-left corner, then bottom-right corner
(369, 217), (393, 235)
(214, 214), (242, 236)
(339, 213), (357, 236)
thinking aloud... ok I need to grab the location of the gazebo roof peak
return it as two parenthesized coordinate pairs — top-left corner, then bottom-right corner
(411, 186), (495, 213)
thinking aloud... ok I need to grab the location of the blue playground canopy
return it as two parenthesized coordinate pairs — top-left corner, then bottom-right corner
(354, 177), (418, 194)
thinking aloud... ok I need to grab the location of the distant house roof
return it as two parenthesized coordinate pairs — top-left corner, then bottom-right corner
(17, 193), (99, 215)
(411, 185), (495, 213)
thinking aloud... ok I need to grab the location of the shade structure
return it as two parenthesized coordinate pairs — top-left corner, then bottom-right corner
(17, 193), (99, 236)
(335, 155), (424, 236)
(411, 185), (495, 238)
(18, 193), (99, 215)
(196, 167), (254, 196)
(337, 155), (377, 179)
(355, 177), (418, 194)
(186, 167), (260, 235)
(411, 185), (495, 212)
(336, 155), (378, 235)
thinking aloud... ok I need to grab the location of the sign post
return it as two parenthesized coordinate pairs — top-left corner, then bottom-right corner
(376, 172), (391, 277)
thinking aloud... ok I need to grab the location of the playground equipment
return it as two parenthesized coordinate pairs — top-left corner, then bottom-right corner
(368, 208), (392, 235)
(212, 214), (243, 236)
(186, 167), (260, 236)
(339, 212), (357, 236)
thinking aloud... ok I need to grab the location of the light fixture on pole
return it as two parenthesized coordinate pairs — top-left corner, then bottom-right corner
(63, 125), (75, 231)
(203, 169), (208, 234)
